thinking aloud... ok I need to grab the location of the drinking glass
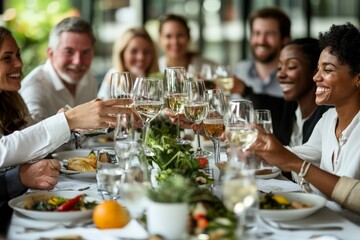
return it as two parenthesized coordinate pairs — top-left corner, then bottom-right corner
(119, 143), (150, 220)
(225, 100), (258, 168)
(95, 148), (123, 200)
(214, 65), (233, 96)
(184, 79), (212, 158)
(109, 72), (134, 108)
(200, 64), (216, 89)
(223, 165), (258, 237)
(114, 113), (135, 169)
(133, 77), (164, 156)
(165, 67), (192, 145)
(203, 89), (226, 164)
(254, 109), (273, 134)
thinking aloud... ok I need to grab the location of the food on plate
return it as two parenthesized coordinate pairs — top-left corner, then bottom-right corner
(256, 169), (273, 175)
(260, 193), (313, 210)
(97, 137), (113, 143)
(24, 194), (97, 212)
(93, 200), (130, 229)
(67, 151), (97, 172)
(98, 152), (111, 163)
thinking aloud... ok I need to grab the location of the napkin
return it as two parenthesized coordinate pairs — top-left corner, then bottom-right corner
(257, 179), (303, 193)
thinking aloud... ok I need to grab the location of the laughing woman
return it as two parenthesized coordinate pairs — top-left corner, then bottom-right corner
(251, 23), (360, 223)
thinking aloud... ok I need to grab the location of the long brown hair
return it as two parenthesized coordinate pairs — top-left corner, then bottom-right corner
(0, 27), (28, 135)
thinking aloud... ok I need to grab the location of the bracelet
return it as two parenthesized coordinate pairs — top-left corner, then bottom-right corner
(298, 161), (313, 193)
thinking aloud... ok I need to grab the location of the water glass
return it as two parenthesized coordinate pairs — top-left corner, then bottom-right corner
(114, 113), (135, 169)
(95, 148), (122, 199)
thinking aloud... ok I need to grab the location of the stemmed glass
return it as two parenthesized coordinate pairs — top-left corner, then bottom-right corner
(133, 77), (164, 156)
(254, 109), (273, 134)
(223, 165), (258, 237)
(165, 67), (192, 145)
(203, 89), (226, 164)
(114, 113), (135, 169)
(214, 65), (233, 96)
(183, 79), (212, 158)
(109, 72), (134, 108)
(225, 100), (258, 168)
(200, 64), (216, 89)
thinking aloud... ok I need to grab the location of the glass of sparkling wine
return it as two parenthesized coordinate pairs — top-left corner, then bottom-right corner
(164, 67), (191, 145)
(184, 78), (212, 158)
(215, 65), (233, 96)
(133, 77), (164, 156)
(223, 165), (259, 237)
(203, 89), (226, 164)
(225, 100), (258, 167)
(110, 72), (134, 108)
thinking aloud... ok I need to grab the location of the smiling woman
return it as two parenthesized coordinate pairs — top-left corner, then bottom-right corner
(250, 22), (360, 223)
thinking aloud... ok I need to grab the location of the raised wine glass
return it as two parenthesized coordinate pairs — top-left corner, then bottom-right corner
(109, 72), (134, 106)
(203, 89), (226, 165)
(214, 65), (233, 96)
(165, 67), (192, 145)
(133, 77), (164, 156)
(183, 79), (212, 158)
(225, 99), (258, 168)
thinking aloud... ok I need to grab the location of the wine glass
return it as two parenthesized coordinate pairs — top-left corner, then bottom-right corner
(183, 79), (212, 158)
(214, 65), (233, 96)
(254, 109), (273, 134)
(223, 165), (259, 237)
(203, 89), (226, 165)
(165, 67), (192, 145)
(225, 99), (258, 168)
(119, 143), (150, 220)
(109, 72), (134, 108)
(114, 113), (135, 169)
(133, 77), (164, 156)
(200, 64), (216, 89)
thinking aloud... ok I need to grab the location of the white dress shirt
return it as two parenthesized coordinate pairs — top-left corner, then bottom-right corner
(290, 108), (360, 223)
(20, 60), (98, 123)
(0, 113), (71, 168)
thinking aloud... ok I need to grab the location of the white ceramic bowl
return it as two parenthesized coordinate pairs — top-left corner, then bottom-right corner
(260, 192), (327, 221)
(8, 191), (100, 221)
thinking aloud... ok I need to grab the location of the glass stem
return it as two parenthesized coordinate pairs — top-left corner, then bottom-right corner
(176, 116), (181, 141)
(213, 139), (220, 164)
(236, 211), (246, 237)
(196, 126), (202, 152)
(142, 123), (148, 145)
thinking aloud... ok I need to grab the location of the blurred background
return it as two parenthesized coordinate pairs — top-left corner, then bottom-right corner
(1, 0), (359, 84)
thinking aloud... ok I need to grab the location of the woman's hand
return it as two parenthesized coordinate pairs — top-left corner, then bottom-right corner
(19, 159), (61, 190)
(163, 108), (193, 129)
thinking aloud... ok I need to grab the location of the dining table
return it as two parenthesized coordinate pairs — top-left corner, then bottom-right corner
(6, 142), (360, 240)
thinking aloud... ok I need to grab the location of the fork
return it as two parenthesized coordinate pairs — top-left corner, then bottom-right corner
(261, 217), (343, 231)
(17, 219), (93, 233)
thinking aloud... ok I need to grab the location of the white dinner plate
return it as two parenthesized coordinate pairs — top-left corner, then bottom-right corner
(260, 192), (327, 221)
(52, 149), (96, 178)
(255, 167), (281, 179)
(8, 191), (100, 221)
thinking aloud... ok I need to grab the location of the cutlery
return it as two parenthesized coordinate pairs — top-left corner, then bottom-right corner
(58, 186), (91, 191)
(261, 217), (343, 231)
(17, 219), (93, 233)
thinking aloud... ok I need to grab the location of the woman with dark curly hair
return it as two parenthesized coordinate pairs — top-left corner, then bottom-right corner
(250, 22), (360, 223)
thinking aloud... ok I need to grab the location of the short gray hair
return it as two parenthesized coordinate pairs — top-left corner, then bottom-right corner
(48, 17), (96, 50)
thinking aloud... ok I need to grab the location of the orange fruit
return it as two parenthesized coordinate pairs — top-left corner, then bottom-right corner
(92, 200), (130, 229)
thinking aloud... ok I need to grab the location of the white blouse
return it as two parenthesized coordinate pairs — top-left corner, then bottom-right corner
(0, 113), (71, 168)
(291, 108), (360, 223)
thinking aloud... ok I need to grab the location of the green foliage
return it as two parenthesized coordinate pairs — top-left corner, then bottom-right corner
(5, 0), (75, 75)
(147, 174), (196, 203)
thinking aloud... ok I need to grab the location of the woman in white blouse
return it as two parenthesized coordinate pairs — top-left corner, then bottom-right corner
(251, 23), (360, 223)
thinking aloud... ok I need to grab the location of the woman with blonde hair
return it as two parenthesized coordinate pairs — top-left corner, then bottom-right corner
(98, 26), (159, 99)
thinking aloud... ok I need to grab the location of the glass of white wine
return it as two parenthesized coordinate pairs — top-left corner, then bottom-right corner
(133, 77), (164, 156)
(165, 67), (192, 145)
(183, 79), (211, 158)
(254, 109), (273, 134)
(223, 165), (259, 237)
(110, 72), (134, 108)
(225, 99), (258, 168)
(214, 65), (233, 96)
(203, 89), (226, 164)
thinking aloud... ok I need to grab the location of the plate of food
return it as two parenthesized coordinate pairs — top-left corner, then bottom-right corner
(8, 191), (100, 221)
(259, 192), (327, 221)
(255, 167), (281, 179)
(52, 149), (97, 178)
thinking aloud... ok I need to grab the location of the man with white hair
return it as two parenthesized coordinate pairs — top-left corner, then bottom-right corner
(20, 17), (98, 123)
